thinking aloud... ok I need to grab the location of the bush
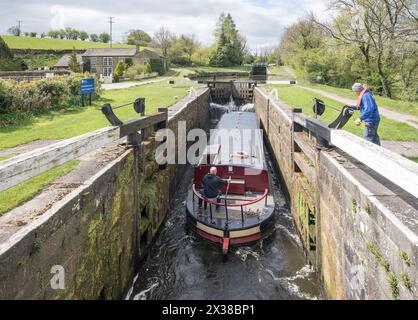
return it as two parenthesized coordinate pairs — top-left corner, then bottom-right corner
(0, 73), (101, 126)
(113, 61), (125, 82)
(150, 58), (166, 75)
(0, 80), (11, 115)
(124, 64), (152, 79)
(0, 57), (28, 71)
(36, 78), (69, 110)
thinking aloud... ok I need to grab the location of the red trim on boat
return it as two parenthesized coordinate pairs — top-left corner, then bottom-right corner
(195, 227), (263, 247)
(196, 229), (223, 244)
(230, 233), (261, 245)
(222, 238), (230, 255)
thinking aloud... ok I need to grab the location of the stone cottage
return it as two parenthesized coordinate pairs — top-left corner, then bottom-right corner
(80, 47), (167, 79)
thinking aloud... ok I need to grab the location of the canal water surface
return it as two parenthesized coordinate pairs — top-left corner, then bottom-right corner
(126, 150), (322, 300)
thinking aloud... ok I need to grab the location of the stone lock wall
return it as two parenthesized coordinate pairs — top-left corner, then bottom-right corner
(0, 89), (210, 299)
(254, 87), (418, 300)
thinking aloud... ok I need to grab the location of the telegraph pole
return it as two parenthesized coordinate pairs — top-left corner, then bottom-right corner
(108, 17), (115, 48)
(17, 20), (23, 36)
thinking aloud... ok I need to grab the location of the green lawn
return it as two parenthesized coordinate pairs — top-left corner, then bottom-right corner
(0, 79), (198, 150)
(2, 35), (154, 51)
(309, 84), (418, 117)
(0, 160), (79, 216)
(264, 85), (418, 142)
(191, 66), (251, 73)
(407, 157), (418, 163)
(0, 156), (9, 161)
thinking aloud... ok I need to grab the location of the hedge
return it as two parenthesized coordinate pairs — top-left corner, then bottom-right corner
(0, 73), (101, 126)
(149, 58), (166, 76)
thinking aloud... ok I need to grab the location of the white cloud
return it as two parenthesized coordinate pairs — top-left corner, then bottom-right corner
(0, 0), (332, 48)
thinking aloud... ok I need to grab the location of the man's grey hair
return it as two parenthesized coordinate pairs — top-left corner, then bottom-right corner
(352, 83), (364, 92)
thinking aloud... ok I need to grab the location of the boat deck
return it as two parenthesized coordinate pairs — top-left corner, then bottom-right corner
(186, 190), (275, 231)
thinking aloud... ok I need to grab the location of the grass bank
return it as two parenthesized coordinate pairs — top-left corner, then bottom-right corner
(0, 78), (197, 150)
(0, 160), (79, 216)
(408, 157), (418, 163)
(264, 85), (418, 142)
(2, 35), (135, 50)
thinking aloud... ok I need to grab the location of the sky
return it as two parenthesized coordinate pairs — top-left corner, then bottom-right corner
(0, 0), (332, 50)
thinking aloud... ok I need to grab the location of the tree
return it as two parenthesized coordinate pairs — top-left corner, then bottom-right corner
(127, 29), (152, 47)
(58, 29), (66, 39)
(99, 32), (111, 43)
(79, 31), (89, 41)
(30, 32), (37, 38)
(167, 36), (186, 65)
(48, 30), (59, 39)
(64, 27), (80, 40)
(8, 26), (21, 37)
(89, 34), (99, 42)
(153, 27), (173, 58)
(209, 13), (244, 66)
(83, 59), (91, 73)
(68, 50), (81, 73)
(124, 58), (134, 68)
(193, 46), (214, 66)
(180, 35), (200, 65)
(314, 0), (418, 98)
(114, 61), (125, 82)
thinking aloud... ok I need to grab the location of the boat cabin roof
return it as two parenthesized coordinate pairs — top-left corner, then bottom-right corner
(203, 112), (266, 170)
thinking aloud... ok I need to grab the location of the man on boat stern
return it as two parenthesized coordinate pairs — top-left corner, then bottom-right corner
(199, 167), (231, 210)
(351, 83), (381, 146)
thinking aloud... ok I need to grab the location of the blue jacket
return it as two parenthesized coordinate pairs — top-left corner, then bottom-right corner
(202, 174), (227, 198)
(352, 91), (380, 125)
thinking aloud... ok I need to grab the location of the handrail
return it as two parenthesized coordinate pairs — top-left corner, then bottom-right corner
(192, 184), (268, 207)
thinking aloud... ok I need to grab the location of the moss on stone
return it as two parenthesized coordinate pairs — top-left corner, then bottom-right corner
(363, 204), (371, 215)
(351, 198), (358, 213)
(367, 241), (401, 300)
(139, 217), (150, 234)
(138, 178), (159, 216)
(388, 273), (399, 300)
(401, 273), (412, 292)
(367, 241), (390, 272)
(61, 234), (69, 249)
(399, 250), (411, 267)
(64, 152), (136, 299)
(30, 238), (43, 256)
(17, 257), (29, 268)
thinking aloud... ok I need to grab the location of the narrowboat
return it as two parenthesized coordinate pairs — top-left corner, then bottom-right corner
(185, 111), (276, 254)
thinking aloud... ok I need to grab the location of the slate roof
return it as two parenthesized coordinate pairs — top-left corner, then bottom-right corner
(81, 48), (138, 57)
(54, 54), (83, 67)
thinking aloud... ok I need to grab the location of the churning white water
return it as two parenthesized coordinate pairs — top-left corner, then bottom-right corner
(209, 95), (255, 121)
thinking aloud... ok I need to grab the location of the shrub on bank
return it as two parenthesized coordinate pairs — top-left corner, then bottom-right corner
(124, 63), (153, 80)
(0, 73), (101, 126)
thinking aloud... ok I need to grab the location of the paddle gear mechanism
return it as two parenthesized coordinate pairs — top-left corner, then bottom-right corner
(312, 98), (354, 129)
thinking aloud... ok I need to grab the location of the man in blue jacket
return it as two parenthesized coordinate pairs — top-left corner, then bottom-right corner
(351, 83), (381, 145)
(199, 167), (231, 210)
